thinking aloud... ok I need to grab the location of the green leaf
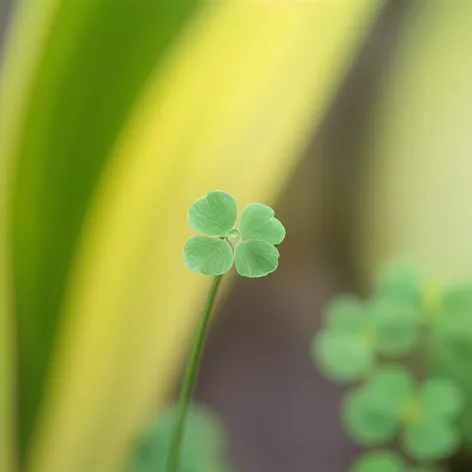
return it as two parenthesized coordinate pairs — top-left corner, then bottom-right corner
(428, 327), (472, 444)
(188, 191), (238, 237)
(430, 317), (472, 383)
(126, 404), (227, 472)
(370, 297), (418, 356)
(350, 451), (403, 472)
(341, 367), (413, 445)
(184, 236), (234, 276)
(200, 466), (231, 472)
(418, 378), (464, 420)
(408, 468), (443, 472)
(441, 285), (472, 337)
(366, 366), (415, 416)
(443, 285), (472, 315)
(342, 387), (399, 445)
(239, 202), (285, 245)
(324, 296), (365, 333)
(375, 258), (422, 307)
(403, 419), (460, 461)
(234, 240), (279, 278)
(314, 332), (372, 382)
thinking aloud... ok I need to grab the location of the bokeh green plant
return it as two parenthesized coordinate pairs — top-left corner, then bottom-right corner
(127, 404), (230, 472)
(313, 258), (472, 471)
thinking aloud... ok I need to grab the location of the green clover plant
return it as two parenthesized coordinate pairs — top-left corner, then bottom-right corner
(314, 295), (418, 382)
(313, 257), (472, 472)
(343, 366), (464, 460)
(184, 190), (285, 277)
(167, 191), (285, 472)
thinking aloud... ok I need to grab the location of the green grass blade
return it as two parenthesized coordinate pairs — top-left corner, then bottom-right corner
(0, 257), (14, 472)
(3, 0), (198, 454)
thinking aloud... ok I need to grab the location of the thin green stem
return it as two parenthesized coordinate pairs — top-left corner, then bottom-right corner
(166, 274), (224, 472)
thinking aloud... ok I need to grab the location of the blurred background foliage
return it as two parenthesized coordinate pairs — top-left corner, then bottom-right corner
(1, 1), (472, 472)
(125, 404), (230, 472)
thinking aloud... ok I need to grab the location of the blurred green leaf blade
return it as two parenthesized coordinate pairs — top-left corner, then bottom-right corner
(8, 0), (198, 452)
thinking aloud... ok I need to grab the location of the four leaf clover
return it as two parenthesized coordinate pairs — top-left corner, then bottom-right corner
(343, 366), (464, 461)
(184, 191), (285, 277)
(313, 295), (418, 382)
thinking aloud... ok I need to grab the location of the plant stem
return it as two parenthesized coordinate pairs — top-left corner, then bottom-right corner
(166, 274), (224, 472)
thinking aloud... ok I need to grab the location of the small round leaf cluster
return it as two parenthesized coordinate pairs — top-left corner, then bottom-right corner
(184, 191), (285, 278)
(313, 257), (470, 472)
(314, 295), (418, 382)
(377, 258), (472, 444)
(343, 365), (464, 461)
(376, 257), (472, 333)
